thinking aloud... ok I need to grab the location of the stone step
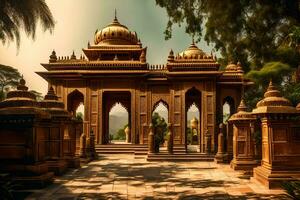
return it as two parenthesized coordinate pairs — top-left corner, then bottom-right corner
(147, 153), (214, 162)
(95, 144), (148, 155)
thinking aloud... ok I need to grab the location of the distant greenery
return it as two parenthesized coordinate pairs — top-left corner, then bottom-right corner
(76, 112), (83, 121)
(113, 124), (128, 140)
(152, 112), (167, 151)
(0, 64), (21, 101)
(186, 127), (192, 144)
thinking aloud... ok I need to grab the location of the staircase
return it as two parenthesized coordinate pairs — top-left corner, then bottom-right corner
(95, 144), (215, 161)
(146, 145), (214, 162)
(95, 144), (148, 158)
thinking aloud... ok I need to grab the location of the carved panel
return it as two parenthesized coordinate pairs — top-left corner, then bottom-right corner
(292, 127), (300, 141)
(273, 128), (287, 142)
(174, 96), (181, 112)
(91, 114), (97, 125)
(91, 96), (97, 112)
(174, 114), (181, 125)
(274, 143), (287, 156)
(207, 96), (213, 112)
(238, 141), (245, 154)
(207, 114), (213, 125)
(140, 96), (146, 113)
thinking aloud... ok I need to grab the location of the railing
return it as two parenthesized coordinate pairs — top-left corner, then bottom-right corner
(147, 64), (167, 71)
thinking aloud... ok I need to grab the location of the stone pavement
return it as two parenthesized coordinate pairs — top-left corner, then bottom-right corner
(26, 154), (290, 200)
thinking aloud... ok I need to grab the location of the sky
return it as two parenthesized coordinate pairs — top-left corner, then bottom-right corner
(0, 0), (214, 95)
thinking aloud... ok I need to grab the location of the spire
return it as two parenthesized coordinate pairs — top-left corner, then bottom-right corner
(113, 8), (119, 23)
(237, 99), (247, 112)
(168, 49), (174, 62)
(71, 50), (76, 60)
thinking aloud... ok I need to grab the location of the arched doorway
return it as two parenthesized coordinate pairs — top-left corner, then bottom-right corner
(222, 96), (235, 124)
(186, 103), (200, 152)
(109, 102), (129, 144)
(102, 91), (131, 144)
(67, 89), (84, 118)
(185, 87), (202, 152)
(152, 100), (169, 152)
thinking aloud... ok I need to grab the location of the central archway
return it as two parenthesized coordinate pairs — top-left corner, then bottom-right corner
(185, 87), (202, 153)
(152, 100), (169, 152)
(102, 91), (131, 144)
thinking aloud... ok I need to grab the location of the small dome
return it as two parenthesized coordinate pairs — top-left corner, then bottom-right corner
(0, 78), (39, 109)
(40, 87), (69, 118)
(225, 62), (238, 71)
(229, 99), (255, 121)
(253, 81), (298, 114)
(179, 42), (206, 59)
(94, 15), (138, 45)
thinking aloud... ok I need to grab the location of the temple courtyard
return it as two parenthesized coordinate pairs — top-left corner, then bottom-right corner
(26, 154), (289, 200)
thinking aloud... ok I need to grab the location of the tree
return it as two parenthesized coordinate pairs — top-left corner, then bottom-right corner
(152, 112), (168, 150)
(0, 64), (21, 100)
(155, 0), (300, 71)
(113, 124), (128, 140)
(29, 90), (43, 101)
(0, 0), (55, 48)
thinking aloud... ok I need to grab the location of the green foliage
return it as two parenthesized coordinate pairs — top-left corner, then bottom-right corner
(76, 112), (83, 121)
(246, 62), (292, 86)
(152, 112), (167, 150)
(155, 0), (300, 71)
(113, 124), (128, 140)
(244, 86), (264, 111)
(282, 181), (300, 199)
(0, 64), (21, 101)
(29, 90), (43, 101)
(281, 82), (300, 107)
(186, 127), (192, 145)
(0, 0), (55, 48)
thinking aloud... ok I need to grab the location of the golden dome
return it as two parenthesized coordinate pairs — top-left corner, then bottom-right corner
(94, 14), (138, 45)
(253, 81), (298, 114)
(179, 42), (206, 59)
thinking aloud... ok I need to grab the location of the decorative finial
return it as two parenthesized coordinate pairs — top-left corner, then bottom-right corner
(115, 8), (117, 20)
(192, 36), (195, 45)
(71, 50), (76, 60)
(237, 99), (247, 112)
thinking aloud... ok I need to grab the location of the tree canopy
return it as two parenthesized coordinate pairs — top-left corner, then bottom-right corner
(155, 0), (300, 70)
(0, 0), (55, 48)
(0, 64), (21, 100)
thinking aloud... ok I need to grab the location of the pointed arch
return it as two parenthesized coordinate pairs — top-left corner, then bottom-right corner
(152, 99), (169, 113)
(67, 89), (84, 116)
(185, 87), (201, 110)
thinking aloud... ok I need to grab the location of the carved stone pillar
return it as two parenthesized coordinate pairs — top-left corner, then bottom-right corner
(229, 100), (257, 171)
(204, 130), (211, 154)
(89, 129), (96, 159)
(125, 126), (130, 143)
(167, 123), (173, 154)
(79, 133), (86, 158)
(148, 123), (155, 154)
(215, 123), (227, 163)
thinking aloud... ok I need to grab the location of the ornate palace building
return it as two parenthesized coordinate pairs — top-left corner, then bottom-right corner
(37, 14), (251, 152)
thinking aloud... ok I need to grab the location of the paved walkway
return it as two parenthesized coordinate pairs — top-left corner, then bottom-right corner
(27, 155), (290, 200)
